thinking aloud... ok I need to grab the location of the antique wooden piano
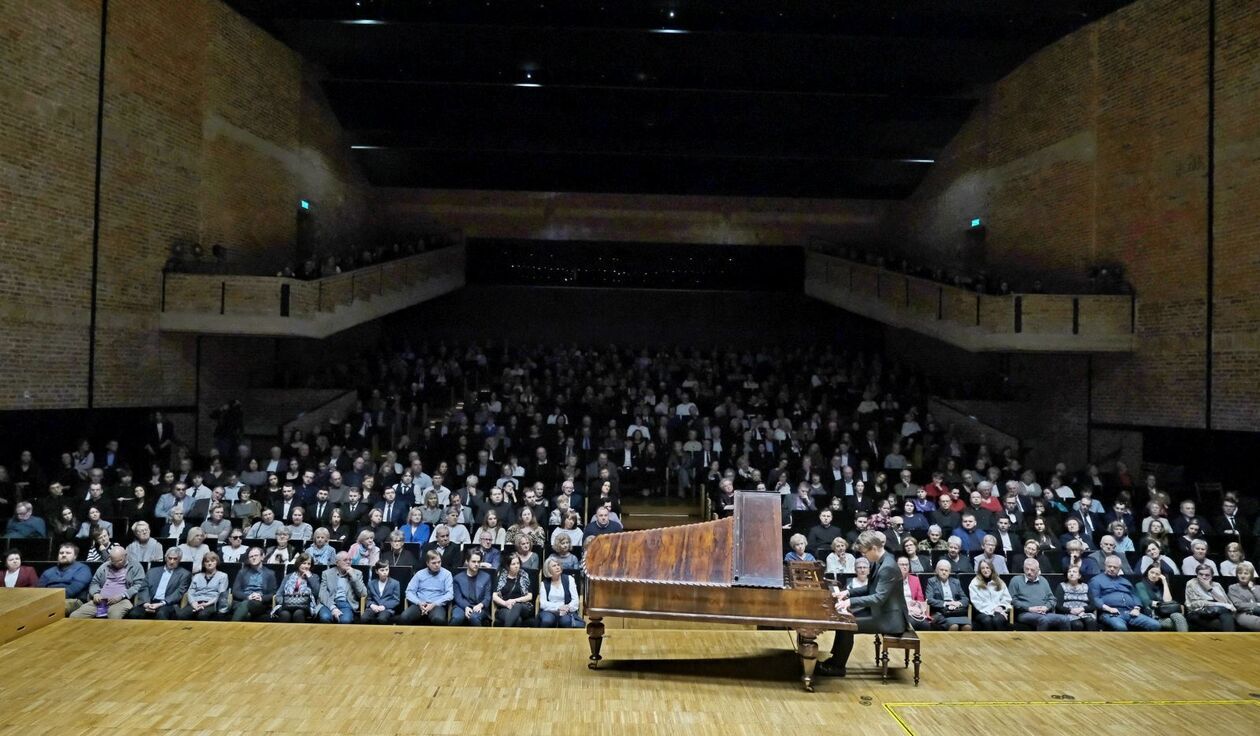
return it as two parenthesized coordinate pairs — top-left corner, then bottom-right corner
(582, 490), (856, 691)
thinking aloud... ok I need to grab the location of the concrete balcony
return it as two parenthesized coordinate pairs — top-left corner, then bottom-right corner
(805, 251), (1137, 353)
(159, 244), (466, 338)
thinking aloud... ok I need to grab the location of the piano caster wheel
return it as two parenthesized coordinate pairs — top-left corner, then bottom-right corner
(588, 656), (602, 670)
(802, 678), (815, 693)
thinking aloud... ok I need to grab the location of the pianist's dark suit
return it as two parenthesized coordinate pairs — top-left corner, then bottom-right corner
(829, 550), (910, 667)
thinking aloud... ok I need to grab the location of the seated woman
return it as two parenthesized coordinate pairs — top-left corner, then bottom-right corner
(77, 506), (115, 540)
(901, 537), (931, 574)
(2, 550), (38, 588)
(902, 500), (930, 536)
(968, 559), (1012, 631)
(925, 559), (971, 631)
(474, 510), (508, 547)
(285, 507), (313, 544)
(231, 486), (262, 526)
(1135, 564), (1188, 632)
(549, 534), (581, 573)
(1226, 561), (1260, 631)
(1029, 517), (1058, 554)
(162, 507), (188, 543)
(1137, 540), (1178, 577)
(348, 529), (381, 567)
(1175, 521), (1205, 559)
(325, 508), (353, 546)
(1057, 517), (1092, 554)
(493, 556), (534, 627)
(537, 557), (582, 628)
(784, 533), (816, 563)
(418, 491), (444, 526)
(507, 507), (546, 550)
(550, 510), (584, 550)
(1183, 565), (1236, 632)
(1054, 564), (1098, 631)
(898, 556), (931, 631)
(1108, 521), (1135, 555)
(846, 557), (872, 618)
(923, 524), (949, 553)
(1138, 518), (1171, 556)
(176, 551), (229, 620)
(272, 553), (318, 623)
(178, 527), (210, 572)
(1219, 542), (1245, 577)
(508, 533), (540, 572)
(265, 528), (299, 564)
(825, 536), (855, 575)
(51, 507), (80, 545)
(399, 508), (432, 545)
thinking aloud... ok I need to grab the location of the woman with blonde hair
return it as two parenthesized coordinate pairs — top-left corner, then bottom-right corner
(784, 533), (815, 562)
(825, 536), (855, 575)
(1226, 561), (1260, 631)
(348, 529), (380, 567)
(968, 558), (1012, 630)
(1220, 542), (1246, 577)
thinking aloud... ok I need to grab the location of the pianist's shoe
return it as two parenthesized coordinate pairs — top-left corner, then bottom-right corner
(815, 660), (847, 678)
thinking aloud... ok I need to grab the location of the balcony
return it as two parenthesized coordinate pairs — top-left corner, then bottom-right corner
(159, 244), (466, 338)
(805, 251), (1136, 353)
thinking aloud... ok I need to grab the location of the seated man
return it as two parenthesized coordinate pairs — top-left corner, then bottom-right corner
(230, 547), (278, 621)
(1088, 554), (1161, 631)
(451, 549), (492, 627)
(38, 542), (93, 615)
(472, 530), (501, 571)
(5, 502), (47, 538)
(400, 550), (454, 625)
(364, 561), (401, 625)
(583, 505), (623, 545)
(69, 546), (146, 619)
(1008, 559), (1074, 631)
(127, 548), (191, 620)
(818, 530), (909, 678)
(1090, 535), (1133, 574)
(317, 551), (367, 624)
(421, 525), (462, 571)
(178, 551), (230, 620)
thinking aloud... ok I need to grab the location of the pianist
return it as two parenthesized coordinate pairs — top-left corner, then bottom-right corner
(819, 530), (910, 678)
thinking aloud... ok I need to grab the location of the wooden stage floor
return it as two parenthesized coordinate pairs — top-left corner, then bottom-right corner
(0, 622), (1256, 735)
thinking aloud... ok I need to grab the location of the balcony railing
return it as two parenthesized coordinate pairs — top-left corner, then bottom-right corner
(805, 251), (1136, 352)
(159, 243), (466, 338)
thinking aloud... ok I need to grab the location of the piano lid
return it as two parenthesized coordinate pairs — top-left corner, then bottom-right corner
(732, 490), (786, 588)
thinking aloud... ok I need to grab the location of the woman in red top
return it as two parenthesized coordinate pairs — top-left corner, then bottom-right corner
(3, 550), (39, 588)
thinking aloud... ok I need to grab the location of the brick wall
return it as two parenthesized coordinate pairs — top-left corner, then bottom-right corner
(898, 0), (1260, 434)
(0, 0), (368, 411)
(0, 0), (100, 409)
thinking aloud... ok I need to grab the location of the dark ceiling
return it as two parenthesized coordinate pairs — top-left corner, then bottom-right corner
(225, 0), (1136, 198)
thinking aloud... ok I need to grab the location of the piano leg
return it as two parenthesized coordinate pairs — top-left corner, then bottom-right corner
(586, 616), (605, 669)
(795, 629), (820, 692)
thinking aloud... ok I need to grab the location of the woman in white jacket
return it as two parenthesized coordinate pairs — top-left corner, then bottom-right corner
(968, 558), (1012, 630)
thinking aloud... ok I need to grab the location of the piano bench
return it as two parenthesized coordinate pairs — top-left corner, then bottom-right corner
(874, 632), (920, 686)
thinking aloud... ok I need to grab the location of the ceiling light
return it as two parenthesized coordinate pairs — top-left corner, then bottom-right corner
(350, 145), (382, 150)
(514, 83), (542, 88)
(342, 19), (385, 25)
(900, 158), (936, 164)
(652, 28), (688, 34)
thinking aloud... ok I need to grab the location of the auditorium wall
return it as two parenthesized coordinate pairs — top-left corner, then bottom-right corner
(0, 0), (368, 411)
(895, 0), (1260, 434)
(377, 188), (890, 247)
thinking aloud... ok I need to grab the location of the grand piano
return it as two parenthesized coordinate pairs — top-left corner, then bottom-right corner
(583, 490), (856, 691)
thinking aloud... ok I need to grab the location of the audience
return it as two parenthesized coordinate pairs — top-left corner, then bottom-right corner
(2, 340), (1256, 639)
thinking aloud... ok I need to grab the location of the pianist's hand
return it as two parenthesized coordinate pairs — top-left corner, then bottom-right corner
(832, 588), (850, 601)
(834, 600), (851, 614)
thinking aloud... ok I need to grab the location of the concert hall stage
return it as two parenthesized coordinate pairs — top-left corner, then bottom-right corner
(0, 621), (1256, 735)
